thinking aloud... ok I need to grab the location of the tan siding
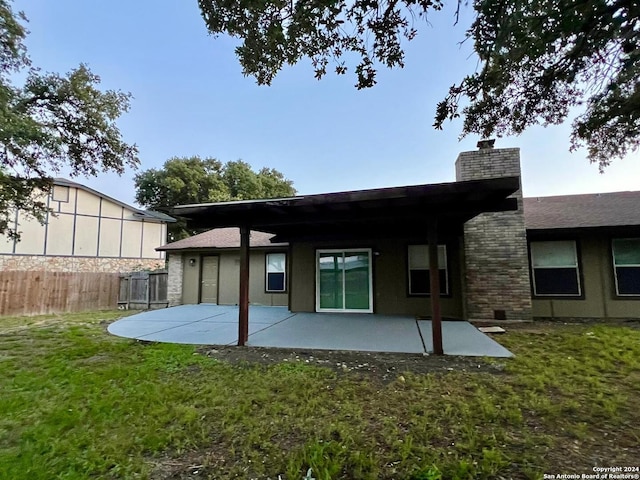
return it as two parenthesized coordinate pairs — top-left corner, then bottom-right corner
(142, 222), (163, 258)
(290, 243), (315, 312)
(45, 213), (74, 255)
(75, 189), (100, 216)
(98, 218), (122, 257)
(289, 239), (463, 317)
(58, 187), (77, 214)
(121, 221), (142, 257)
(14, 213), (46, 255)
(248, 250), (288, 306)
(531, 234), (640, 319)
(218, 253), (241, 304)
(100, 199), (123, 218)
(121, 208), (141, 221)
(178, 250), (287, 306)
(182, 255), (200, 304)
(74, 216), (99, 256)
(0, 234), (13, 254)
(159, 223), (167, 257)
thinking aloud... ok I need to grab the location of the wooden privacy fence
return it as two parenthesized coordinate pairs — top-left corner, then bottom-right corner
(0, 271), (120, 316)
(118, 271), (168, 310)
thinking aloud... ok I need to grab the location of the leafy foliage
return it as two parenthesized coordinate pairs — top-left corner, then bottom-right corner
(0, 0), (138, 239)
(198, 0), (640, 167)
(434, 0), (640, 170)
(134, 156), (296, 240)
(198, 0), (443, 89)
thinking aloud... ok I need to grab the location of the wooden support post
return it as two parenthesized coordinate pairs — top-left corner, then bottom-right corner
(428, 220), (444, 355)
(238, 226), (250, 346)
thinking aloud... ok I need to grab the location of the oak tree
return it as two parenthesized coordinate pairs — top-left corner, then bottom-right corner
(134, 157), (296, 240)
(198, 0), (640, 168)
(0, 0), (138, 239)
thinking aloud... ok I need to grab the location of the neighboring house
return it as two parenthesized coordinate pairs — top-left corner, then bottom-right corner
(0, 178), (175, 273)
(162, 145), (640, 322)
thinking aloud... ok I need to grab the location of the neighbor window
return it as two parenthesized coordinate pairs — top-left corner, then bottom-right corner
(407, 245), (448, 295)
(530, 240), (581, 296)
(612, 238), (640, 296)
(266, 253), (286, 292)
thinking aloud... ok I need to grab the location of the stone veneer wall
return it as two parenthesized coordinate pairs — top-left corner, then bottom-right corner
(166, 253), (183, 306)
(455, 147), (532, 321)
(0, 255), (165, 273)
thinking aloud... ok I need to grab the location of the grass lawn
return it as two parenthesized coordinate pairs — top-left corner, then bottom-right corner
(0, 311), (638, 480)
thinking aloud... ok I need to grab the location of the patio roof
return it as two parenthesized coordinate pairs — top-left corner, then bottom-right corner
(171, 176), (521, 354)
(173, 176), (520, 241)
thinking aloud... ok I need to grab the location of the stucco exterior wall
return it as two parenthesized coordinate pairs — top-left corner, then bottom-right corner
(456, 147), (533, 321)
(289, 238), (465, 318)
(175, 250), (288, 306)
(0, 255), (164, 273)
(0, 186), (167, 260)
(531, 234), (640, 319)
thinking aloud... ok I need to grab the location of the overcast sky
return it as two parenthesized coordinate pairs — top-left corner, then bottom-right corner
(15, 0), (640, 207)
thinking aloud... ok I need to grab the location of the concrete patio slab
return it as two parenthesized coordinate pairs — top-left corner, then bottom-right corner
(108, 305), (514, 357)
(248, 313), (426, 353)
(107, 319), (187, 338)
(418, 320), (513, 357)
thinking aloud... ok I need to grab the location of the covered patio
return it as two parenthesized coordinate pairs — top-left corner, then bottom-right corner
(173, 176), (520, 354)
(108, 305), (513, 357)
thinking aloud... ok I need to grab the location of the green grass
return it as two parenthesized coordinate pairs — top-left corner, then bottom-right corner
(1, 313), (639, 479)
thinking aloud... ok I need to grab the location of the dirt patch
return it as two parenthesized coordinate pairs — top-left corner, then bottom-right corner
(197, 345), (506, 383)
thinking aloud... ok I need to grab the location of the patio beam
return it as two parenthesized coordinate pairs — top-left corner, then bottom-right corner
(238, 225), (250, 346)
(428, 220), (444, 355)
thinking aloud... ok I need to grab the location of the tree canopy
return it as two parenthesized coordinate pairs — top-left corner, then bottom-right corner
(134, 156), (296, 240)
(0, 0), (138, 239)
(198, 0), (640, 168)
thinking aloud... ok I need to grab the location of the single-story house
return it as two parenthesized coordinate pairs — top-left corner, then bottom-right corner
(160, 141), (529, 351)
(0, 178), (175, 273)
(159, 144), (640, 327)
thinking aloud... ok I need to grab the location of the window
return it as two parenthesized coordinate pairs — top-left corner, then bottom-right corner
(266, 253), (286, 292)
(52, 185), (69, 202)
(316, 249), (372, 312)
(407, 245), (448, 295)
(612, 238), (640, 296)
(530, 241), (581, 296)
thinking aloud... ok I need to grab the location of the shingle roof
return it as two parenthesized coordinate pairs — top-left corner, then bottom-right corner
(157, 227), (287, 251)
(524, 191), (640, 230)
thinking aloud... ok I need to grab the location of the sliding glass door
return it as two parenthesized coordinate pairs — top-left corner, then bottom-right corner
(316, 249), (373, 313)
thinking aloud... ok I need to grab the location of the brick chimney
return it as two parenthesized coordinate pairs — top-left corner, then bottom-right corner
(455, 142), (532, 321)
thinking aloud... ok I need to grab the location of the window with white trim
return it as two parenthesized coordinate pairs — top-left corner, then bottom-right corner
(530, 240), (581, 296)
(612, 238), (640, 296)
(266, 253), (286, 292)
(407, 245), (448, 295)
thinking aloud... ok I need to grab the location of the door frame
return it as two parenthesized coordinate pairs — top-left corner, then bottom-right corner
(315, 248), (374, 313)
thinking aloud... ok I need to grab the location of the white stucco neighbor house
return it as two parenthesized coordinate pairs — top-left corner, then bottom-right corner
(0, 178), (175, 273)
